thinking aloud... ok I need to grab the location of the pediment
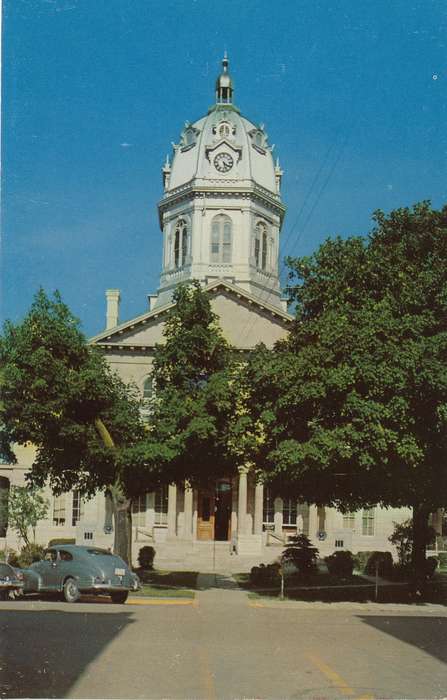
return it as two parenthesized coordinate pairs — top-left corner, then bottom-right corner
(90, 280), (292, 351)
(205, 139), (242, 160)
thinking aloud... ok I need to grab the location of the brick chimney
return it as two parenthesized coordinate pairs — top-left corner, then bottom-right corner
(105, 289), (121, 330)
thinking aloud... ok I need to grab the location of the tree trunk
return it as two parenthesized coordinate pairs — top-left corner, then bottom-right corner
(94, 418), (133, 565)
(107, 486), (132, 565)
(411, 504), (430, 597)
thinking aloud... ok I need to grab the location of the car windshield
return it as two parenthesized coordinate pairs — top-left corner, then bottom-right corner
(86, 548), (113, 556)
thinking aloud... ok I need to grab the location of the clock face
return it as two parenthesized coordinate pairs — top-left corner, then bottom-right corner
(214, 152), (234, 173)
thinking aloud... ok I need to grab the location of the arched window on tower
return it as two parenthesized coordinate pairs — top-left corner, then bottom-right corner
(254, 221), (269, 271)
(173, 219), (189, 269)
(210, 215), (232, 264)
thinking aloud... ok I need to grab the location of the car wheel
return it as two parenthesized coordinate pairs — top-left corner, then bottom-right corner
(63, 578), (80, 603)
(110, 591), (128, 604)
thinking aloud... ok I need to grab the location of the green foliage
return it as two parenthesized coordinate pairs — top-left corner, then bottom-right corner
(18, 543), (45, 567)
(352, 551), (376, 573)
(282, 534), (319, 573)
(389, 519), (437, 567)
(6, 550), (20, 567)
(325, 550), (354, 576)
(0, 289), (145, 498)
(249, 202), (447, 582)
(425, 556), (438, 579)
(364, 551), (394, 578)
(389, 520), (414, 567)
(437, 552), (447, 569)
(141, 282), (248, 487)
(137, 546), (155, 570)
(0, 486), (48, 546)
(249, 562), (281, 587)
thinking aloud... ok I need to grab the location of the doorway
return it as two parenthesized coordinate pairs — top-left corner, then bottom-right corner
(197, 480), (232, 541)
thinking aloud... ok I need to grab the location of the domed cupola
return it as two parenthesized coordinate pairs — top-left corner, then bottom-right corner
(154, 56), (286, 311)
(215, 51), (234, 105)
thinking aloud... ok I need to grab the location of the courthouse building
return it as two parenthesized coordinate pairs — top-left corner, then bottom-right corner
(1, 57), (419, 562)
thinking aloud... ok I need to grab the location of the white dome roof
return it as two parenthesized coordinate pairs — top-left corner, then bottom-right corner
(167, 105), (278, 194)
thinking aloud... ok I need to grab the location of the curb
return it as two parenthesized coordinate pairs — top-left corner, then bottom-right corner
(126, 597), (196, 606)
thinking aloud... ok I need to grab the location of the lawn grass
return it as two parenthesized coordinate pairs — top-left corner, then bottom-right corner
(132, 569), (198, 598)
(234, 571), (369, 591)
(236, 571), (447, 604)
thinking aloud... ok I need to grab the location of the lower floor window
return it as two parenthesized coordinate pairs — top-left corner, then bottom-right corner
(283, 498), (297, 526)
(342, 512), (356, 529)
(53, 494), (66, 526)
(263, 488), (274, 524)
(132, 495), (147, 527)
(154, 485), (168, 526)
(72, 490), (84, 527)
(362, 508), (375, 536)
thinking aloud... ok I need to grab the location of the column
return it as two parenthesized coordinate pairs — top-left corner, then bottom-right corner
(274, 497), (283, 537)
(167, 484), (177, 539)
(183, 482), (193, 540)
(146, 492), (155, 532)
(254, 482), (264, 535)
(317, 505), (326, 533)
(237, 467), (248, 536)
(308, 504), (318, 542)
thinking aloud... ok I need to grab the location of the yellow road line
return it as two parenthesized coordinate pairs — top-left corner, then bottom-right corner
(126, 597), (195, 606)
(198, 647), (217, 700)
(307, 652), (374, 700)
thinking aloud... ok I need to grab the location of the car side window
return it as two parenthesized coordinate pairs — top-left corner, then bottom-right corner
(59, 550), (73, 562)
(44, 550), (57, 562)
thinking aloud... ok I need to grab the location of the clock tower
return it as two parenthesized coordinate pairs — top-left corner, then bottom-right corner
(153, 54), (286, 310)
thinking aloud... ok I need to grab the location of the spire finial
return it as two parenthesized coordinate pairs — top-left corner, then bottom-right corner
(215, 53), (233, 105)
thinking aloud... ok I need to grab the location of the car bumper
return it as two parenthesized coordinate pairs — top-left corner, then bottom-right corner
(87, 583), (139, 593)
(0, 581), (24, 589)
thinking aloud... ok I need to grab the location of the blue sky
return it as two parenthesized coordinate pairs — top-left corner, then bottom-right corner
(2, 0), (446, 336)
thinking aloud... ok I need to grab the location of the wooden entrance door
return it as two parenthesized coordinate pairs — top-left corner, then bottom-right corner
(197, 490), (215, 541)
(197, 481), (232, 541)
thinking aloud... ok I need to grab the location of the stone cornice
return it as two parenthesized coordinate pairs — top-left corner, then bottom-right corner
(158, 180), (286, 228)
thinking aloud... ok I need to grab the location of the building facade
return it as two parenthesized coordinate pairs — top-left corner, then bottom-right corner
(2, 57), (425, 563)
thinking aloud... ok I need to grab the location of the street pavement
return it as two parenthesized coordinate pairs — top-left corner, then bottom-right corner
(1, 574), (447, 699)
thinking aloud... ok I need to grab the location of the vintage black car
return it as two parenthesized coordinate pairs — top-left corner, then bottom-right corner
(0, 562), (24, 600)
(21, 545), (139, 603)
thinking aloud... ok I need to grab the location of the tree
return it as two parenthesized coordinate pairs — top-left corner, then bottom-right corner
(0, 486), (48, 546)
(139, 282), (248, 488)
(0, 289), (145, 562)
(249, 202), (447, 592)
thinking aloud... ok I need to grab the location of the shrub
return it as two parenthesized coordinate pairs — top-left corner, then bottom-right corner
(352, 551), (375, 573)
(282, 534), (319, 574)
(19, 543), (45, 567)
(389, 519), (437, 567)
(365, 551), (394, 579)
(6, 550), (20, 567)
(249, 563), (280, 587)
(0, 548), (16, 563)
(325, 551), (354, 577)
(425, 556), (438, 579)
(437, 552), (447, 569)
(48, 538), (75, 547)
(138, 546), (155, 570)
